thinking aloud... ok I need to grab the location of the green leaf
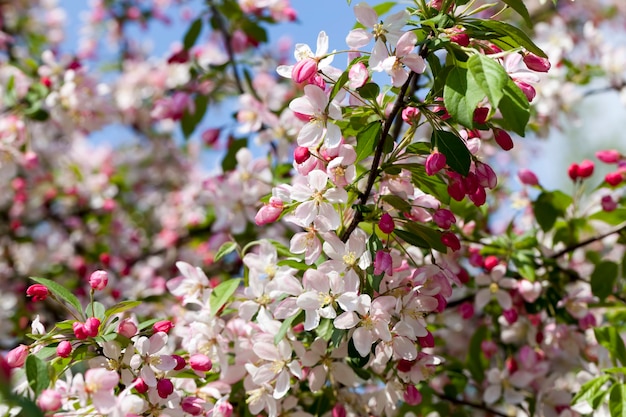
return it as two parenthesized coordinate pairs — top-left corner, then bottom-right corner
(432, 130), (471, 176)
(532, 191), (572, 232)
(13, 396), (45, 417)
(497, 78), (530, 136)
(183, 18), (203, 50)
(403, 222), (448, 253)
(500, 0), (533, 27)
(181, 93), (209, 139)
(475, 20), (547, 58)
(595, 326), (626, 366)
(30, 277), (83, 318)
(610, 383), (626, 417)
(373, 2), (396, 16)
(274, 311), (302, 345)
(356, 83), (380, 100)
(277, 259), (310, 271)
(221, 138), (247, 172)
(355, 121), (382, 163)
(85, 301), (106, 320)
(572, 374), (611, 408)
(104, 300), (142, 323)
(467, 53), (507, 108)
(443, 66), (484, 128)
(590, 209), (626, 226)
(591, 261), (619, 301)
(210, 278), (242, 316)
(26, 355), (50, 396)
(466, 326), (488, 382)
(380, 194), (412, 213)
(214, 241), (238, 262)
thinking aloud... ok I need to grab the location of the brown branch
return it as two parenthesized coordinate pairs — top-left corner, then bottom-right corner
(340, 47), (429, 242)
(435, 392), (509, 417)
(550, 223), (626, 259)
(209, 1), (244, 94)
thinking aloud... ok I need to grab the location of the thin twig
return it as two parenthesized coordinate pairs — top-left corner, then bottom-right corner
(209, 1), (244, 94)
(435, 392), (509, 417)
(549, 223), (626, 259)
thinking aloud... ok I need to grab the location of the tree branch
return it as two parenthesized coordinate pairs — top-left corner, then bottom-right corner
(435, 392), (509, 417)
(549, 223), (626, 259)
(209, 1), (244, 94)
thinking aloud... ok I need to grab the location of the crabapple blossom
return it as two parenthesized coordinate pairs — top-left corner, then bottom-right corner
(475, 264), (518, 310)
(88, 270), (108, 290)
(371, 31), (427, 87)
(289, 169), (348, 229)
(289, 85), (343, 149)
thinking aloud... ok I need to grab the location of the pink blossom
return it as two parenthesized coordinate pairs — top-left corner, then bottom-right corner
(6, 344), (28, 368)
(348, 62), (368, 89)
(401, 106), (420, 125)
(36, 389), (62, 412)
(255, 196), (284, 226)
(518, 280), (542, 303)
(346, 4), (408, 49)
(374, 250), (393, 276)
(153, 320), (174, 333)
(475, 264), (518, 310)
(373, 31), (427, 87)
(181, 396), (207, 415)
(117, 318), (138, 338)
(289, 85), (343, 149)
(425, 152), (446, 176)
(474, 161), (497, 189)
(84, 368), (120, 413)
(404, 385), (422, 406)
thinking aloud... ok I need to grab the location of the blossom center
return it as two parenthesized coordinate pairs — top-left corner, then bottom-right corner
(343, 252), (357, 267)
(489, 282), (499, 294)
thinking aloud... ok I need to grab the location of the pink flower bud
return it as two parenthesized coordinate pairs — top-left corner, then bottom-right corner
(214, 401), (234, 417)
(85, 317), (100, 337)
(505, 357), (518, 374)
(577, 159), (594, 178)
(189, 353), (212, 372)
(6, 345), (28, 368)
(332, 404), (347, 417)
(434, 293), (447, 312)
(36, 389), (62, 412)
(481, 340), (498, 358)
(26, 284), (49, 302)
(463, 172), (479, 195)
(201, 128), (220, 147)
(292, 58), (318, 84)
(294, 146), (311, 164)
(425, 152), (446, 176)
(57, 341), (72, 358)
(374, 250), (393, 276)
(568, 163), (579, 181)
(348, 62), (368, 89)
(578, 312), (597, 330)
(117, 318), (138, 338)
(459, 301), (474, 319)
(157, 378), (174, 399)
(0, 355), (11, 381)
(181, 397), (206, 416)
(447, 177), (466, 201)
(601, 195), (618, 212)
(432, 209), (456, 229)
(172, 354), (187, 370)
(502, 308), (518, 325)
(518, 280), (542, 303)
(134, 377), (149, 394)
(474, 162), (497, 189)
(493, 129), (514, 151)
(397, 359), (414, 373)
(153, 320), (174, 334)
(418, 331), (435, 348)
(404, 385), (423, 406)
(255, 197), (284, 226)
(73, 322), (88, 340)
(378, 213), (395, 234)
(515, 81), (536, 102)
(518, 168), (539, 186)
(523, 53), (551, 72)
(606, 171), (624, 186)
(88, 270), (108, 291)
(401, 106), (420, 125)
(596, 149), (621, 164)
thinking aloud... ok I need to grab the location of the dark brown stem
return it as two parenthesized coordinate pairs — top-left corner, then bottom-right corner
(549, 223), (626, 259)
(435, 392), (509, 417)
(209, 1), (244, 94)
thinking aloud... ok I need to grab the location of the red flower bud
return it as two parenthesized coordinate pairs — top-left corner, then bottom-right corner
(450, 33), (470, 47)
(294, 146), (311, 164)
(483, 256), (499, 272)
(502, 308), (518, 325)
(6, 345), (28, 368)
(134, 377), (149, 394)
(57, 341), (72, 358)
(425, 152), (446, 176)
(493, 129), (514, 151)
(441, 232), (461, 251)
(418, 331), (435, 348)
(577, 159), (594, 178)
(378, 213), (395, 234)
(292, 58), (318, 84)
(601, 195), (617, 212)
(374, 250), (393, 276)
(568, 163), (580, 181)
(515, 81), (536, 102)
(459, 301), (474, 319)
(85, 317), (100, 337)
(401, 107), (420, 125)
(404, 385), (423, 406)
(606, 171), (624, 186)
(523, 53), (551, 73)
(474, 162), (497, 189)
(172, 354), (187, 371)
(73, 322), (89, 340)
(157, 378), (175, 399)
(26, 284), (49, 302)
(473, 107), (489, 124)
(181, 397), (206, 416)
(332, 404), (347, 417)
(432, 209), (456, 229)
